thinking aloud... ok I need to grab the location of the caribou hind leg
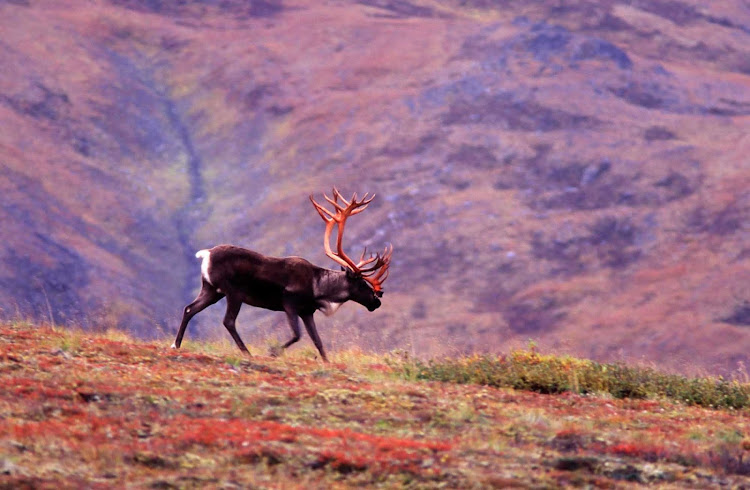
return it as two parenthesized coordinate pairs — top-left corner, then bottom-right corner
(173, 279), (223, 349)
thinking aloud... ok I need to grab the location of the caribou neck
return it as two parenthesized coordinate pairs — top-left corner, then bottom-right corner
(313, 269), (350, 303)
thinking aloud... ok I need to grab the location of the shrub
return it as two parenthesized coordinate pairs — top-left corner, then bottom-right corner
(388, 350), (750, 410)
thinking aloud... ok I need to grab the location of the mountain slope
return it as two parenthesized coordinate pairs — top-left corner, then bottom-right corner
(0, 0), (748, 374)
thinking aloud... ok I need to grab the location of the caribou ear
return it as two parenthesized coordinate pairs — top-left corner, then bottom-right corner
(375, 290), (383, 298)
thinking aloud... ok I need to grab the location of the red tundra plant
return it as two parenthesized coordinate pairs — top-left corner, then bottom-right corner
(170, 416), (451, 451)
(608, 441), (671, 461)
(163, 415), (451, 475)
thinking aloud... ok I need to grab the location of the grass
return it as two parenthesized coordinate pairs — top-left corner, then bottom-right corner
(387, 347), (750, 410)
(1, 322), (749, 488)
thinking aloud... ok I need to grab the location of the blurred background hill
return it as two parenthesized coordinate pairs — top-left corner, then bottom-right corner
(1, 0), (748, 375)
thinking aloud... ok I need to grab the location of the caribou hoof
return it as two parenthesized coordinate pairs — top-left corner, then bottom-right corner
(268, 345), (283, 358)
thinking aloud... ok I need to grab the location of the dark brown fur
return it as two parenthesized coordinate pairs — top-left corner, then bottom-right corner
(172, 245), (382, 362)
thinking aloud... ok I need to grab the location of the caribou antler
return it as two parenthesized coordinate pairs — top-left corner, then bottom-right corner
(310, 188), (392, 292)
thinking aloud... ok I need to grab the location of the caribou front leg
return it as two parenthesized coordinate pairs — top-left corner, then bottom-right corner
(222, 294), (251, 355)
(301, 313), (328, 362)
(270, 306), (302, 358)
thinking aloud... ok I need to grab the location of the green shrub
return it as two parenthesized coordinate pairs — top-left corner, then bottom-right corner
(388, 350), (750, 410)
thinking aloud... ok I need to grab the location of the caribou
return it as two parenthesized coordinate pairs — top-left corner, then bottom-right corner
(171, 189), (392, 362)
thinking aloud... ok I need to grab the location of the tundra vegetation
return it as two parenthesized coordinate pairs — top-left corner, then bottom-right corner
(1, 322), (749, 488)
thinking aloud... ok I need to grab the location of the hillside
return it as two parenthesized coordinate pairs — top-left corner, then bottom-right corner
(1, 323), (750, 488)
(0, 0), (748, 375)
